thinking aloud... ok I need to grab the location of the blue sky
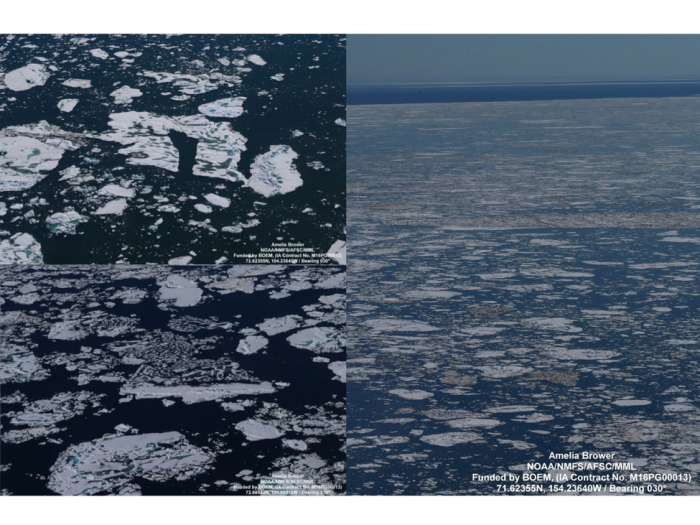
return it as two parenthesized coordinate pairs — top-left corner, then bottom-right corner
(348, 35), (700, 85)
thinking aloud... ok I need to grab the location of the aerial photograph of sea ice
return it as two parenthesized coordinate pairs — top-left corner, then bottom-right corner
(346, 35), (700, 495)
(0, 264), (346, 495)
(0, 34), (346, 265)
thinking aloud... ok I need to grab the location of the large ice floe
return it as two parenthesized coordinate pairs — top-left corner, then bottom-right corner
(0, 264), (345, 495)
(246, 145), (302, 197)
(0, 233), (43, 263)
(48, 432), (213, 495)
(0, 121), (85, 191)
(3, 64), (50, 91)
(99, 111), (248, 182)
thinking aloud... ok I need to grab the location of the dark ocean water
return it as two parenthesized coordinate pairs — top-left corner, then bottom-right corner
(347, 81), (700, 105)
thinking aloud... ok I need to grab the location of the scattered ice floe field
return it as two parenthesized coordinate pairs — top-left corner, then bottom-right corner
(0, 34), (345, 264)
(0, 265), (346, 495)
(346, 98), (700, 495)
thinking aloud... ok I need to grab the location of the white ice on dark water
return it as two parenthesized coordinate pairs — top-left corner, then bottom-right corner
(100, 112), (248, 182)
(48, 432), (213, 495)
(0, 121), (84, 191)
(94, 198), (128, 216)
(89, 49), (110, 60)
(158, 274), (203, 307)
(110, 85), (143, 105)
(57, 99), (79, 113)
(198, 97), (246, 118)
(120, 382), (276, 403)
(246, 54), (267, 66)
(236, 335), (269, 355)
(3, 64), (50, 91)
(46, 211), (88, 234)
(97, 184), (135, 198)
(62, 79), (92, 89)
(0, 233), (43, 264)
(236, 419), (284, 441)
(246, 145), (302, 197)
(287, 327), (345, 354)
(204, 193), (230, 208)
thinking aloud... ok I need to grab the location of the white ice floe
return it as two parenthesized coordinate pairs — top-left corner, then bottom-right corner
(247, 54), (267, 66)
(0, 233), (43, 264)
(94, 198), (128, 216)
(48, 432), (212, 495)
(287, 327), (345, 354)
(328, 361), (346, 383)
(89, 48), (109, 60)
(327, 240), (346, 265)
(246, 145), (302, 197)
(62, 79), (92, 89)
(236, 335), (269, 355)
(121, 382), (276, 403)
(235, 420), (284, 441)
(221, 219), (260, 234)
(3, 64), (50, 91)
(447, 418), (502, 429)
(99, 112), (247, 182)
(158, 274), (202, 307)
(334, 118), (346, 127)
(204, 193), (231, 207)
(198, 97), (246, 118)
(167, 256), (192, 266)
(613, 399), (652, 407)
(46, 211), (88, 234)
(283, 439), (308, 451)
(0, 344), (42, 383)
(389, 389), (433, 400)
(143, 71), (220, 95)
(57, 99), (79, 113)
(258, 315), (302, 336)
(98, 184), (135, 198)
(476, 365), (530, 378)
(0, 121), (84, 191)
(58, 166), (81, 181)
(420, 432), (480, 447)
(195, 203), (212, 214)
(48, 321), (88, 341)
(270, 73), (284, 81)
(110, 85), (143, 105)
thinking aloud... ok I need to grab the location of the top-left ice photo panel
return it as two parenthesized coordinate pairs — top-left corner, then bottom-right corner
(0, 34), (346, 265)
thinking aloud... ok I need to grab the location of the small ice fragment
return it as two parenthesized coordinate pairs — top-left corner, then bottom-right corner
(98, 184), (135, 198)
(94, 199), (128, 216)
(247, 54), (267, 66)
(62, 79), (92, 89)
(204, 193), (230, 208)
(57, 99), (79, 113)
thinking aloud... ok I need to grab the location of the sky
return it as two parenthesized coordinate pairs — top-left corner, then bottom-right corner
(348, 35), (700, 85)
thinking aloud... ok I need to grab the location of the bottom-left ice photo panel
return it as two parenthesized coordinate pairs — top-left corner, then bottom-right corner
(0, 265), (346, 495)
